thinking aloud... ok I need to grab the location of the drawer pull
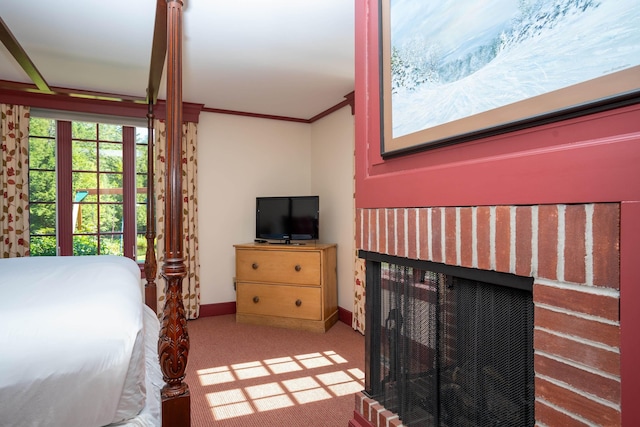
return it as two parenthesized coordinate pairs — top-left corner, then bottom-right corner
(295, 299), (302, 307)
(253, 296), (260, 303)
(295, 264), (302, 272)
(252, 262), (259, 270)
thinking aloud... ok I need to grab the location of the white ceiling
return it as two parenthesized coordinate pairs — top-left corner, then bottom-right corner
(0, 0), (355, 120)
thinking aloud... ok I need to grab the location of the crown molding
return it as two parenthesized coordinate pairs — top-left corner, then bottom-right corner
(0, 79), (353, 124)
(0, 80), (203, 123)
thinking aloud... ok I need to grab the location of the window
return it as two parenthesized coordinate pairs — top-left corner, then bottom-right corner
(29, 118), (150, 261)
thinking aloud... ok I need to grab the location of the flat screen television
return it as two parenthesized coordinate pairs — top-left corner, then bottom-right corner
(256, 196), (319, 243)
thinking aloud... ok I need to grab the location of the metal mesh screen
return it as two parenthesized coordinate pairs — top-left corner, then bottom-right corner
(375, 264), (441, 425)
(439, 276), (534, 426)
(369, 262), (534, 427)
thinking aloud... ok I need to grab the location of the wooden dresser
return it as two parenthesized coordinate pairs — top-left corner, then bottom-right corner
(234, 242), (338, 332)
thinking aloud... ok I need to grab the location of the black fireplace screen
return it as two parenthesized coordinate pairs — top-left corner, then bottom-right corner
(362, 253), (534, 427)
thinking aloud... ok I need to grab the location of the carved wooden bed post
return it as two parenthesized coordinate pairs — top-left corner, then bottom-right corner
(144, 99), (157, 314)
(158, 0), (190, 425)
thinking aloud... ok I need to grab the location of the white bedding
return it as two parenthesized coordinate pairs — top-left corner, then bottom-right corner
(0, 255), (161, 427)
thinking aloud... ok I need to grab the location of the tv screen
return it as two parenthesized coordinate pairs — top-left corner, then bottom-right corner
(256, 196), (319, 242)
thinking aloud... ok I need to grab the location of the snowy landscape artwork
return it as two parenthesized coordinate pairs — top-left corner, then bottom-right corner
(382, 0), (640, 153)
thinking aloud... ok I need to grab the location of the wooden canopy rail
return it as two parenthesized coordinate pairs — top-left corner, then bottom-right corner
(143, 0), (191, 426)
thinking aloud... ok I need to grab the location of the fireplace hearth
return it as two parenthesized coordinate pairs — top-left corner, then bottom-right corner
(362, 254), (534, 426)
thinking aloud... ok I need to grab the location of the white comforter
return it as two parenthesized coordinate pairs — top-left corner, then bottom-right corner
(0, 256), (156, 427)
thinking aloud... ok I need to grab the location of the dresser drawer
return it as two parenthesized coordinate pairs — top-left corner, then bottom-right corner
(236, 283), (321, 320)
(236, 249), (321, 285)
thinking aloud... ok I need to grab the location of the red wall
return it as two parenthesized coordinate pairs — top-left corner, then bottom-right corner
(354, 0), (640, 424)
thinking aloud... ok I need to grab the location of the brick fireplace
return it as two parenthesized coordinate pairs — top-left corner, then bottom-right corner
(350, 0), (640, 427)
(352, 1), (640, 425)
(351, 203), (621, 426)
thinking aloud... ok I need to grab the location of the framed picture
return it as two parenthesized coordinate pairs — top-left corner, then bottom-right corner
(380, 0), (640, 156)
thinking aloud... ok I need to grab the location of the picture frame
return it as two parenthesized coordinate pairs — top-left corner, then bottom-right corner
(380, 0), (640, 156)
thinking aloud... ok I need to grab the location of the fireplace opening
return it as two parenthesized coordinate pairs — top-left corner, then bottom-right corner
(361, 252), (534, 426)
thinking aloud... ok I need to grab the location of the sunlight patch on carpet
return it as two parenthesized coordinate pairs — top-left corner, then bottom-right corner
(282, 376), (333, 404)
(264, 356), (304, 374)
(292, 387), (333, 404)
(324, 350), (348, 364)
(206, 388), (255, 420)
(295, 352), (334, 369)
(232, 361), (270, 380)
(253, 394), (296, 412)
(245, 382), (295, 411)
(197, 366), (235, 386)
(348, 368), (365, 380)
(200, 349), (365, 421)
(245, 382), (286, 399)
(317, 370), (365, 396)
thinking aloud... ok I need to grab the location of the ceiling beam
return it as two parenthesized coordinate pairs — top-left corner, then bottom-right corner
(0, 16), (51, 93)
(147, 0), (168, 104)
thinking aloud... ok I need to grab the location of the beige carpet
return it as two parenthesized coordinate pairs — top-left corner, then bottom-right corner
(185, 315), (365, 426)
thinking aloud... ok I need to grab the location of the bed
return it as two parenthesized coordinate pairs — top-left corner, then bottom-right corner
(0, 1), (190, 426)
(0, 256), (163, 427)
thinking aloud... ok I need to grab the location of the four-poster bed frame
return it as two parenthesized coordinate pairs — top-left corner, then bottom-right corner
(143, 0), (190, 426)
(0, 0), (191, 424)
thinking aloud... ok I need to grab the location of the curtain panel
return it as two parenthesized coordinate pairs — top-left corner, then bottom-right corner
(352, 255), (366, 333)
(1, 104), (30, 258)
(154, 119), (200, 319)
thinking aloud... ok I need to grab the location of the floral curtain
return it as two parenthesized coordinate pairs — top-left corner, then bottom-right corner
(1, 104), (30, 258)
(352, 254), (366, 333)
(154, 119), (200, 319)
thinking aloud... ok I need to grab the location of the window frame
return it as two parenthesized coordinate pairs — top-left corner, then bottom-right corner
(29, 118), (148, 260)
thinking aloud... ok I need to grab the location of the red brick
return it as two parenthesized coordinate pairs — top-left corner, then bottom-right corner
(389, 418), (403, 427)
(495, 205), (511, 273)
(355, 209), (363, 250)
(534, 329), (620, 376)
(592, 204), (620, 289)
(431, 208), (442, 263)
(362, 397), (377, 422)
(387, 209), (395, 256)
(354, 392), (364, 413)
(397, 209), (406, 258)
(515, 206), (532, 276)
(370, 209), (378, 254)
(533, 283), (619, 322)
(379, 410), (398, 427)
(418, 208), (429, 261)
(538, 205), (559, 280)
(363, 209), (370, 251)
(476, 206), (491, 270)
(535, 353), (620, 404)
(460, 207), (473, 268)
(535, 306), (620, 348)
(379, 209), (387, 254)
(565, 205), (586, 284)
(535, 400), (591, 427)
(407, 208), (417, 260)
(536, 376), (621, 426)
(445, 207), (457, 265)
(370, 403), (384, 424)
